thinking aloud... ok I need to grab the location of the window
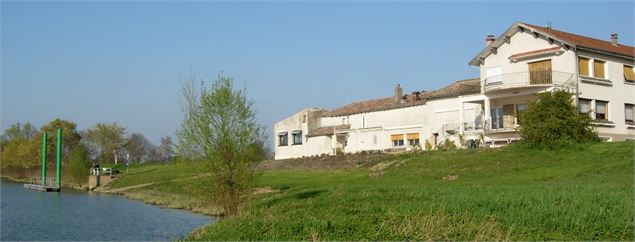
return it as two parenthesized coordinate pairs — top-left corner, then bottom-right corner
(624, 65), (635, 82)
(292, 130), (302, 145)
(595, 100), (608, 121)
(407, 133), (420, 146)
(579, 99), (591, 114)
(625, 104), (635, 124)
(593, 60), (606, 79)
(578, 57), (590, 76)
(391, 134), (404, 147)
(278, 132), (288, 146)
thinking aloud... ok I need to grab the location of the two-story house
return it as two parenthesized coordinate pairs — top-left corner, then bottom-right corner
(468, 22), (635, 144)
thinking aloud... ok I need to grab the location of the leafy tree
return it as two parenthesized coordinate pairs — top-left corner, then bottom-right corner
(518, 90), (598, 147)
(39, 119), (83, 166)
(123, 133), (153, 163)
(177, 74), (267, 216)
(85, 123), (126, 163)
(0, 135), (39, 171)
(1, 122), (37, 147)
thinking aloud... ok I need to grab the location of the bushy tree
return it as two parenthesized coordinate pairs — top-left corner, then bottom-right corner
(39, 119), (83, 166)
(177, 74), (267, 217)
(85, 123), (126, 163)
(518, 90), (598, 147)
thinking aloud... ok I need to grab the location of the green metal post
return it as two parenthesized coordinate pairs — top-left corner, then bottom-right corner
(41, 133), (47, 185)
(56, 128), (62, 188)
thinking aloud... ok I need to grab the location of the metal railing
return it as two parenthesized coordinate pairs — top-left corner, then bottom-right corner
(27, 177), (57, 186)
(438, 122), (484, 137)
(483, 71), (575, 92)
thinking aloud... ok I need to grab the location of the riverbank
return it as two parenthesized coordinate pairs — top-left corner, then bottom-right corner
(96, 142), (633, 240)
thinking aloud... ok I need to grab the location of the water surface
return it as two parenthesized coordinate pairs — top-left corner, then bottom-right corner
(1, 180), (212, 241)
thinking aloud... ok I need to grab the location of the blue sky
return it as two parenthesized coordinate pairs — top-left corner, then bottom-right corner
(2, 1), (634, 144)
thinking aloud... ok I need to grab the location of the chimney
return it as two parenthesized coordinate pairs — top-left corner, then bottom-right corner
(486, 35), (496, 46)
(611, 33), (618, 46)
(409, 91), (422, 102)
(394, 84), (403, 103)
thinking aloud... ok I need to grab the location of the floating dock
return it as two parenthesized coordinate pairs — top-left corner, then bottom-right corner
(24, 184), (61, 192)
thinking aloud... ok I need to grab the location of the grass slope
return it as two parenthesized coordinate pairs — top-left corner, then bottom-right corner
(189, 142), (634, 240)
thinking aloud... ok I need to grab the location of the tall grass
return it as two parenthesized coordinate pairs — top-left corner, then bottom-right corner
(188, 142), (634, 240)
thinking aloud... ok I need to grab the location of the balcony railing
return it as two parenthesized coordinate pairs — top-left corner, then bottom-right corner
(483, 71), (575, 93)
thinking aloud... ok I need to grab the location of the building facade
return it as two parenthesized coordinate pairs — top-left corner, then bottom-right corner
(274, 22), (635, 159)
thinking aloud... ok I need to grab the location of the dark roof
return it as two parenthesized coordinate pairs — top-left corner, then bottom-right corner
(523, 23), (634, 58)
(307, 124), (351, 137)
(322, 78), (480, 117)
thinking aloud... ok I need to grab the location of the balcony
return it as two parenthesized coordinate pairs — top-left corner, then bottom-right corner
(483, 71), (575, 93)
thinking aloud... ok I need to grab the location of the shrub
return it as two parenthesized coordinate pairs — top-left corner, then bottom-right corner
(424, 140), (433, 151)
(518, 90), (598, 148)
(437, 138), (457, 151)
(68, 145), (90, 184)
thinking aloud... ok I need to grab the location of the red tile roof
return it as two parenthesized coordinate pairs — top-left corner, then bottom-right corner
(522, 23), (634, 58)
(322, 78), (480, 117)
(508, 46), (563, 60)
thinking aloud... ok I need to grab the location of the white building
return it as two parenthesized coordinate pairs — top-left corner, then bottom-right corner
(468, 22), (635, 144)
(274, 22), (635, 160)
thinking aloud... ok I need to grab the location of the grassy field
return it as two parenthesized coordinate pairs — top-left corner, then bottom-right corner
(106, 142), (634, 240)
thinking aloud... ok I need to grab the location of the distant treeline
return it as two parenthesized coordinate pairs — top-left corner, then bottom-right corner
(0, 119), (174, 183)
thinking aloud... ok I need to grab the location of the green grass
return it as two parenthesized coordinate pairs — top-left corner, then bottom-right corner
(190, 142), (634, 240)
(109, 142), (634, 240)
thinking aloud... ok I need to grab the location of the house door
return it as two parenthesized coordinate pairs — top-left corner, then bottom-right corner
(490, 107), (504, 129)
(528, 59), (552, 85)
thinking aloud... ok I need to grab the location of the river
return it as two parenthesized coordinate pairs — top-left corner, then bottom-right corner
(0, 180), (213, 241)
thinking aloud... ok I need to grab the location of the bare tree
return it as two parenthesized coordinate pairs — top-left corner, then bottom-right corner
(123, 133), (153, 163)
(157, 136), (174, 162)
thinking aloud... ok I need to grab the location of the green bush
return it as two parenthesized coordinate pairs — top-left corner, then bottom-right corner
(518, 90), (598, 148)
(436, 138), (457, 151)
(424, 140), (433, 151)
(68, 146), (90, 184)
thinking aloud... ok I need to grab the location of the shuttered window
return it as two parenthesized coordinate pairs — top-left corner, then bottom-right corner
(578, 57), (590, 76)
(593, 60), (606, 79)
(595, 100), (608, 120)
(528, 59), (552, 84)
(391, 134), (404, 147)
(407, 133), (420, 146)
(391, 134), (403, 141)
(624, 65), (635, 82)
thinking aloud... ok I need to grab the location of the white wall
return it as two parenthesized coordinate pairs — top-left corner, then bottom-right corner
(577, 50), (635, 140)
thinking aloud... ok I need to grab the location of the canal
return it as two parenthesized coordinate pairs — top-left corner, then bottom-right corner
(0, 179), (212, 241)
